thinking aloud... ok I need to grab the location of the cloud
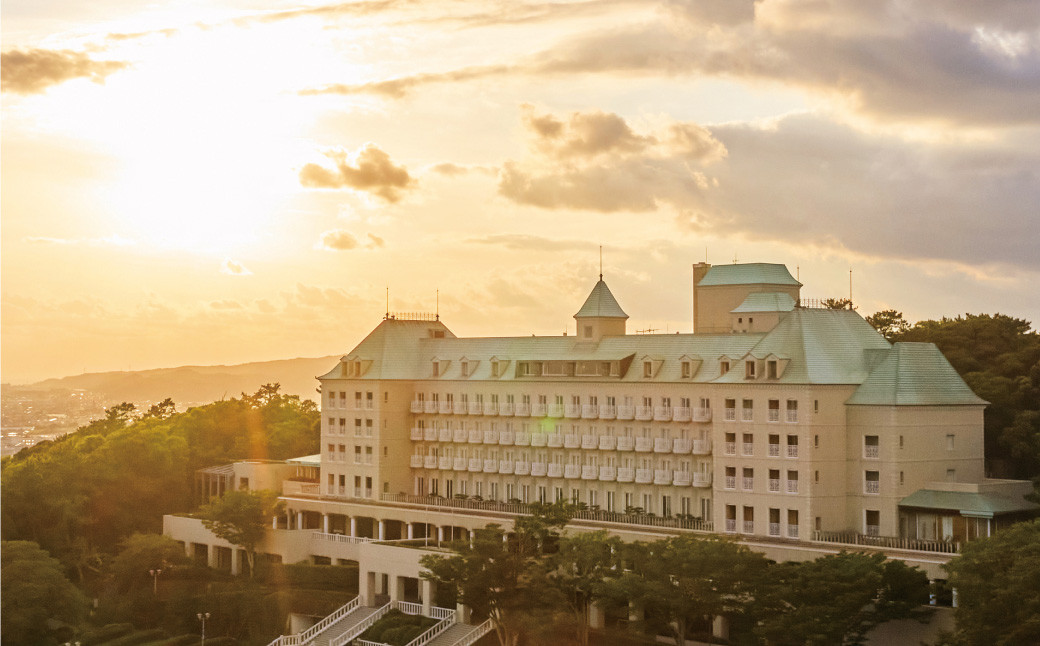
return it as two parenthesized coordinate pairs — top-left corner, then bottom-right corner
(300, 64), (511, 98)
(300, 144), (414, 202)
(210, 300), (244, 310)
(427, 162), (497, 177)
(1, 48), (128, 95)
(497, 106), (723, 212)
(316, 229), (386, 251)
(466, 234), (599, 252)
(221, 258), (252, 275)
(24, 235), (136, 247)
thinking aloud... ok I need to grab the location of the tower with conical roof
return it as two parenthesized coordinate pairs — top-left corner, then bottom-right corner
(574, 274), (628, 341)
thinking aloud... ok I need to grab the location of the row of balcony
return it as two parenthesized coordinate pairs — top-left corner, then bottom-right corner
(724, 476), (800, 494)
(723, 519), (800, 539)
(724, 443), (799, 458)
(409, 428), (712, 455)
(408, 401), (712, 422)
(723, 409), (799, 423)
(408, 456), (712, 487)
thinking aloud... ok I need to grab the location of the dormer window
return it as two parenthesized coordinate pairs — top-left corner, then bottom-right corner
(491, 361), (499, 377)
(681, 361), (691, 378)
(461, 361), (469, 377)
(432, 361), (440, 377)
(767, 360), (778, 379)
(721, 361), (730, 374)
(584, 325), (593, 339)
(745, 361), (756, 379)
(643, 361), (653, 378)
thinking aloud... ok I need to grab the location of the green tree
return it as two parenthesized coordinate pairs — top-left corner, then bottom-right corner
(599, 534), (768, 646)
(420, 502), (573, 646)
(751, 551), (929, 646)
(199, 490), (283, 578)
(942, 519), (1040, 646)
(865, 309), (910, 340)
(822, 297), (853, 310)
(543, 531), (622, 646)
(1, 540), (87, 646)
(107, 532), (188, 593)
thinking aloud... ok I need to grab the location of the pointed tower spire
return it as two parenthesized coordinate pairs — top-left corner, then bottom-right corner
(574, 278), (628, 341)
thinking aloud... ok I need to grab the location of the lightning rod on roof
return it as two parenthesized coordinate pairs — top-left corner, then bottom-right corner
(436, 289), (440, 321)
(385, 286), (389, 320)
(599, 245), (603, 281)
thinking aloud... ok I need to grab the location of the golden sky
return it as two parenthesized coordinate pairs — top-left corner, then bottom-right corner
(3, 0), (1039, 383)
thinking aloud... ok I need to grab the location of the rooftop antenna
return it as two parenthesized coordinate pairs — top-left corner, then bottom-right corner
(797, 265), (800, 281)
(385, 286), (389, 319)
(436, 289), (440, 321)
(849, 267), (853, 308)
(733, 252), (739, 264)
(599, 245), (603, 281)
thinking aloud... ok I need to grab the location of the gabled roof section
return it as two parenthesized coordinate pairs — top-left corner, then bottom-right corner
(319, 318), (456, 380)
(713, 308), (890, 384)
(731, 292), (797, 313)
(900, 489), (1039, 517)
(847, 343), (987, 406)
(574, 279), (628, 319)
(698, 263), (802, 287)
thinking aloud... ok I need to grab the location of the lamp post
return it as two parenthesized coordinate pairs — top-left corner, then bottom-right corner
(197, 612), (210, 646)
(149, 568), (163, 595)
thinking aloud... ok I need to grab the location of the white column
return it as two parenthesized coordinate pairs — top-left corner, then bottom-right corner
(589, 601), (605, 629)
(207, 545), (219, 569)
(389, 575), (402, 601)
(350, 517), (357, 537)
(323, 514), (330, 534)
(360, 571), (376, 606)
(952, 588), (959, 608)
(437, 526), (445, 543)
(296, 511), (304, 530)
(230, 548), (241, 576)
(712, 616), (730, 640)
(929, 580), (937, 605)
(421, 579), (435, 616)
(272, 516), (278, 529)
(378, 520), (386, 541)
(407, 523), (415, 540)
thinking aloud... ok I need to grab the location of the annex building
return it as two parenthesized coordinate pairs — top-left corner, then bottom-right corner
(166, 261), (1037, 645)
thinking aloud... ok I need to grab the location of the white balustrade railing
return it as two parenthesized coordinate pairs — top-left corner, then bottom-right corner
(330, 602), (392, 646)
(270, 596), (359, 646)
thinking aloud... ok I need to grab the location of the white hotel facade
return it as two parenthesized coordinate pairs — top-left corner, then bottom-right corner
(166, 262), (1036, 642)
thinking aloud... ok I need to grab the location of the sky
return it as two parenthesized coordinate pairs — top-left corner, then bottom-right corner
(2, 0), (1039, 384)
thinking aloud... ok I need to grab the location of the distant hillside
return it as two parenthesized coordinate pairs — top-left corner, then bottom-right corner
(25, 355), (342, 405)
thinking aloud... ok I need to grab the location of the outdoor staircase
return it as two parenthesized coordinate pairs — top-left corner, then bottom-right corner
(309, 606), (381, 646)
(426, 621), (488, 646)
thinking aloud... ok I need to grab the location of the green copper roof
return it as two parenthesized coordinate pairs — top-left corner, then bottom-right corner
(899, 489), (1039, 518)
(698, 263), (802, 287)
(847, 343), (987, 406)
(731, 292), (797, 313)
(574, 279), (628, 319)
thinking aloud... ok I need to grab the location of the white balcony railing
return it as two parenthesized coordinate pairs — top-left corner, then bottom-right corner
(692, 407), (712, 422)
(563, 435), (581, 449)
(673, 438), (692, 453)
(468, 430), (482, 444)
(725, 476), (736, 489)
(725, 519), (737, 533)
(434, 401), (448, 414)
(581, 435), (598, 449)
(483, 459), (498, 473)
(616, 405), (635, 420)
(453, 429), (467, 443)
(530, 462), (547, 477)
(531, 403), (547, 417)
(582, 465), (598, 480)
(768, 444), (780, 457)
(599, 405), (617, 419)
(635, 437), (653, 452)
(410, 455), (423, 468)
(599, 436), (617, 451)
(468, 403), (482, 416)
(788, 480), (800, 494)
(499, 431), (514, 445)
(673, 407), (691, 422)
(439, 456), (451, 470)
(424, 402), (438, 414)
(769, 523), (781, 537)
(741, 408), (753, 422)
(654, 406), (672, 421)
(654, 437), (672, 453)
(742, 477), (754, 491)
(564, 464), (581, 479)
(410, 401), (424, 413)
(599, 466), (617, 481)
(724, 441), (736, 455)
(548, 463), (564, 478)
(788, 524), (799, 538)
(635, 469), (653, 484)
(617, 467), (635, 482)
(582, 405), (599, 419)
(617, 437), (635, 451)
(865, 445), (879, 459)
(438, 428), (452, 443)
(866, 524), (880, 537)
(654, 469), (672, 485)
(743, 521), (754, 534)
(565, 404), (582, 419)
(514, 432), (531, 446)
(514, 403), (530, 417)
(468, 459), (482, 472)
(424, 456), (438, 469)
(483, 403), (497, 416)
(768, 409), (780, 422)
(515, 461), (531, 476)
(787, 445), (799, 458)
(530, 433), (547, 447)
(692, 439), (711, 454)
(454, 402), (468, 415)
(769, 479), (780, 492)
(499, 460), (514, 474)
(549, 404), (565, 418)
(547, 434), (563, 448)
(724, 408), (736, 421)
(453, 457), (467, 471)
(636, 406), (654, 421)
(742, 442), (754, 456)
(692, 472), (712, 487)
(865, 480), (880, 494)
(499, 403), (514, 416)
(483, 431), (498, 444)
(673, 471), (692, 486)
(410, 427), (423, 441)
(424, 428), (438, 441)
(787, 410), (798, 423)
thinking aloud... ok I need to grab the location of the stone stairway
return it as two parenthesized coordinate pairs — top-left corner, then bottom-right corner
(426, 621), (491, 646)
(307, 606), (381, 646)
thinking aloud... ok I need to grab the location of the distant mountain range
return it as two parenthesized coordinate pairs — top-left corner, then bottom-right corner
(21, 355), (343, 405)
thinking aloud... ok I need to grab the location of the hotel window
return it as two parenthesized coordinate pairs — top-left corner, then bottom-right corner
(865, 470), (880, 494)
(946, 434), (955, 451)
(742, 433), (754, 456)
(681, 361), (691, 378)
(725, 432), (736, 455)
(786, 435), (799, 458)
(365, 419), (374, 437)
(354, 419), (362, 436)
(786, 400), (798, 422)
(584, 325), (593, 338)
(365, 446), (373, 464)
(432, 361), (440, 377)
(327, 443), (335, 458)
(725, 466), (736, 489)
(865, 510), (880, 536)
(720, 360), (730, 374)
(643, 361), (653, 378)
(787, 470), (799, 493)
(946, 469), (956, 482)
(366, 391), (374, 408)
(767, 360), (778, 379)
(742, 399), (753, 421)
(768, 399), (780, 422)
(745, 360), (756, 379)
(461, 362), (468, 377)
(742, 467), (754, 490)
(724, 398), (736, 421)
(354, 446), (361, 463)
(864, 435), (879, 459)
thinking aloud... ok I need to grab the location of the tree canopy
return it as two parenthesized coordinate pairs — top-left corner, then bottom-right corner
(1, 540), (87, 646)
(1, 384), (318, 577)
(199, 489), (283, 577)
